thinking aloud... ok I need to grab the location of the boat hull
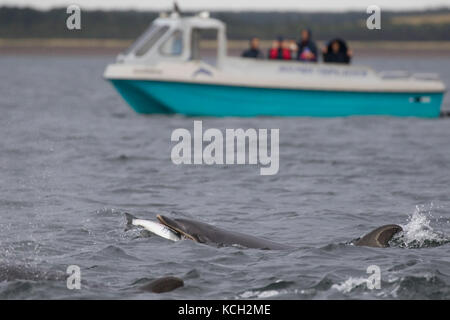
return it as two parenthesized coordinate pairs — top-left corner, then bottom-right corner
(109, 79), (444, 118)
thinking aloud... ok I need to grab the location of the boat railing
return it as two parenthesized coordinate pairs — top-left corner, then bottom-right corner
(412, 73), (441, 81)
(378, 71), (410, 79)
(378, 71), (440, 81)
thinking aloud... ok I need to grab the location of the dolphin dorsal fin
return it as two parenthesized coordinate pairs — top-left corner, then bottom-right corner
(355, 224), (403, 248)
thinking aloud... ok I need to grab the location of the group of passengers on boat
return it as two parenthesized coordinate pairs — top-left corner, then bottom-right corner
(241, 29), (352, 64)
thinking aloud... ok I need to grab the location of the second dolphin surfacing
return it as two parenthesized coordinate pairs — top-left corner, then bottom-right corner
(354, 224), (403, 248)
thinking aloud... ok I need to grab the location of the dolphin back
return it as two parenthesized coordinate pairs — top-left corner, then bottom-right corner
(158, 215), (293, 250)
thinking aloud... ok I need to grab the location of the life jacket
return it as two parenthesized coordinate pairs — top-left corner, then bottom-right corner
(269, 48), (291, 60)
(297, 40), (318, 62)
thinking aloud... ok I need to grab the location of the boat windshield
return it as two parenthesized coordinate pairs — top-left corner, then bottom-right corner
(191, 28), (218, 66)
(159, 30), (183, 56)
(124, 25), (170, 57)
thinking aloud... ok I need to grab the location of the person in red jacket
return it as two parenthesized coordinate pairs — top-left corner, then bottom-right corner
(268, 37), (292, 60)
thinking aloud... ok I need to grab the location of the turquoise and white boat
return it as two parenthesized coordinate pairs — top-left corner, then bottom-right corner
(104, 11), (446, 118)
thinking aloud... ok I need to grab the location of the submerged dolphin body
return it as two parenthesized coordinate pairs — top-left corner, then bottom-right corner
(139, 276), (184, 294)
(156, 215), (294, 250)
(354, 224), (403, 248)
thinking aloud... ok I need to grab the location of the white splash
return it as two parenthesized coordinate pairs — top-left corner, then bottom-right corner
(238, 288), (299, 299)
(397, 204), (448, 248)
(331, 277), (368, 293)
(239, 290), (281, 299)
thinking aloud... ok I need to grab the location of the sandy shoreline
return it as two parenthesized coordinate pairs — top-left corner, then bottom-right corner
(1, 39), (450, 56)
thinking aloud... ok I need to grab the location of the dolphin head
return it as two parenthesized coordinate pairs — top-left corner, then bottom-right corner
(157, 215), (210, 243)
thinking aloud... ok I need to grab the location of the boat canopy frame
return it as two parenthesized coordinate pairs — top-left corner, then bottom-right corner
(118, 14), (227, 68)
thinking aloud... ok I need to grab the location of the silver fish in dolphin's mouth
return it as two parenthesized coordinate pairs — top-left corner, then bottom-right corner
(125, 213), (183, 242)
(157, 215), (199, 242)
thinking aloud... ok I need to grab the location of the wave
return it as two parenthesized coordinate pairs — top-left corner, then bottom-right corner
(0, 263), (64, 282)
(236, 280), (298, 299)
(331, 277), (370, 294)
(332, 273), (449, 299)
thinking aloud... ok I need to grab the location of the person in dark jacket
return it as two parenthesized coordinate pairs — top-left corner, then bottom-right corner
(323, 39), (352, 64)
(297, 29), (318, 62)
(241, 37), (264, 59)
(268, 37), (292, 60)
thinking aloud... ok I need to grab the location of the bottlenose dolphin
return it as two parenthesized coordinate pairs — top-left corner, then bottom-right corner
(139, 276), (184, 293)
(354, 224), (403, 248)
(125, 213), (292, 250)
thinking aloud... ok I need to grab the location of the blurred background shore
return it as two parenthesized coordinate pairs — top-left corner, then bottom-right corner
(0, 7), (449, 56)
(1, 39), (450, 56)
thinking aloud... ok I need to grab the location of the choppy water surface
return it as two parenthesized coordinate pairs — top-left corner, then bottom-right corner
(0, 55), (449, 299)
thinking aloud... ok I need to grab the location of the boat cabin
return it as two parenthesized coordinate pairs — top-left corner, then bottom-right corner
(118, 12), (227, 68)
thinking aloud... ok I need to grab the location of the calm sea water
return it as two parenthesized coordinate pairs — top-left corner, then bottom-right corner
(0, 54), (449, 299)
